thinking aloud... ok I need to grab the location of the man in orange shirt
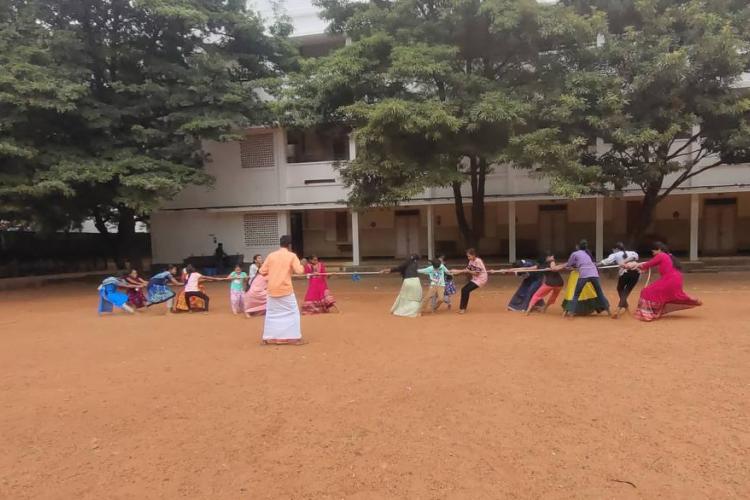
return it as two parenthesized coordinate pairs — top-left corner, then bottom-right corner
(259, 235), (306, 345)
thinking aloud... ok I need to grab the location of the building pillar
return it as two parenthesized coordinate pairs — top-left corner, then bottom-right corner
(348, 131), (356, 161)
(508, 200), (517, 264)
(351, 210), (360, 266)
(426, 205), (435, 260)
(277, 211), (290, 237)
(595, 196), (604, 262)
(690, 193), (700, 261)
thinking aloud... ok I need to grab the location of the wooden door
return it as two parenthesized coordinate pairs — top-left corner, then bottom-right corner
(395, 212), (420, 258)
(539, 205), (567, 256)
(703, 200), (737, 255)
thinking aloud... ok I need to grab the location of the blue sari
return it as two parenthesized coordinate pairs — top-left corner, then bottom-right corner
(507, 260), (544, 312)
(98, 277), (129, 313)
(147, 271), (176, 305)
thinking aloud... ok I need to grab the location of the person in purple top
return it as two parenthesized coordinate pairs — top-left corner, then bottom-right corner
(554, 239), (612, 317)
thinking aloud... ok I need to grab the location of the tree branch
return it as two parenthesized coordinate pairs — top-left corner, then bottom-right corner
(657, 159), (724, 201)
(666, 131), (701, 161)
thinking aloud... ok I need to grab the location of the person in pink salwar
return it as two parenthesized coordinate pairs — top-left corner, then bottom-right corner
(301, 256), (338, 314)
(627, 242), (702, 321)
(243, 256), (268, 317)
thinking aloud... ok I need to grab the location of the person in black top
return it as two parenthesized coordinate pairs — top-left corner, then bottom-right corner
(501, 252), (564, 315)
(527, 253), (564, 315)
(382, 254), (422, 317)
(214, 243), (227, 274)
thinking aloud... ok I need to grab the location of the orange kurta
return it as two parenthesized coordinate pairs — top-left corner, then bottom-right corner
(260, 248), (305, 297)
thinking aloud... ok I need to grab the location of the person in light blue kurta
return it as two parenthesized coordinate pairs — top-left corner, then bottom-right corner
(418, 259), (451, 314)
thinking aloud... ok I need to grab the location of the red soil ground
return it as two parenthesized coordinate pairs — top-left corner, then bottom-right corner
(1, 272), (748, 499)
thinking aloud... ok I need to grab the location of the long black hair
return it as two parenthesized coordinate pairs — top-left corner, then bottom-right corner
(577, 239), (593, 258)
(536, 250), (555, 268)
(653, 241), (682, 270)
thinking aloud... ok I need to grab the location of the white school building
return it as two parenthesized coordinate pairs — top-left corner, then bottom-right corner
(150, 0), (750, 266)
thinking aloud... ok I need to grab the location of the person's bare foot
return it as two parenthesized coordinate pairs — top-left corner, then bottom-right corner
(262, 339), (306, 346)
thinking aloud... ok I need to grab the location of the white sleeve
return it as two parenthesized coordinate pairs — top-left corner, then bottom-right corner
(600, 252), (617, 266)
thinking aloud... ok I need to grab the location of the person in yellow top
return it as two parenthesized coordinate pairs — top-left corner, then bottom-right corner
(259, 235), (306, 345)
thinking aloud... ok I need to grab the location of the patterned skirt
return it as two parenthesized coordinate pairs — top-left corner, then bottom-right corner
(302, 289), (336, 314)
(147, 283), (175, 305)
(174, 287), (207, 312)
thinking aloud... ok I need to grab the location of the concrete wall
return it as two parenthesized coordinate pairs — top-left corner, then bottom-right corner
(150, 210), (289, 264)
(737, 192), (750, 251)
(159, 128), (750, 215)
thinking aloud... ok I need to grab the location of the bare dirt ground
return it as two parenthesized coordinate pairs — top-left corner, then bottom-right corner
(1, 272), (749, 499)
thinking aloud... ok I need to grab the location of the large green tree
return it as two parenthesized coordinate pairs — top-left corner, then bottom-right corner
(514, 0), (750, 245)
(277, 0), (601, 249)
(0, 0), (294, 264)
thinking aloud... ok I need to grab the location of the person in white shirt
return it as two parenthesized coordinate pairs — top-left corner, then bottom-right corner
(600, 242), (640, 318)
(248, 254), (261, 282)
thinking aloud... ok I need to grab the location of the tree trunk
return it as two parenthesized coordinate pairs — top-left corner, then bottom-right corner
(93, 208), (118, 267)
(471, 157), (487, 242)
(451, 155), (487, 251)
(627, 182), (661, 249)
(452, 182), (477, 249)
(115, 206), (141, 270)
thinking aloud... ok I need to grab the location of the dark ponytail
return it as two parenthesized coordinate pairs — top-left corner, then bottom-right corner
(653, 241), (682, 270)
(614, 241), (627, 260)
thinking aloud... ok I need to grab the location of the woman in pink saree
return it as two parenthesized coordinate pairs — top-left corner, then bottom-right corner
(243, 256), (268, 317)
(302, 256), (338, 314)
(628, 242), (701, 321)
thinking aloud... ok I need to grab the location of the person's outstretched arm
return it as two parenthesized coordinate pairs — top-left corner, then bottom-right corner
(291, 255), (305, 275)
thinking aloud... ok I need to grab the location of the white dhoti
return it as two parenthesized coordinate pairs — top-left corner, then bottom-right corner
(263, 293), (302, 343)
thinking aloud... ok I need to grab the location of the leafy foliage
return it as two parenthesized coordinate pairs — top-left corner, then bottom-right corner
(518, 0), (750, 242)
(278, 0), (600, 247)
(0, 0), (294, 261)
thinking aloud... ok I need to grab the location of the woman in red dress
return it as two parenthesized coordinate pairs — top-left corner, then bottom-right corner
(301, 256), (338, 314)
(628, 242), (701, 321)
(124, 269), (149, 309)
